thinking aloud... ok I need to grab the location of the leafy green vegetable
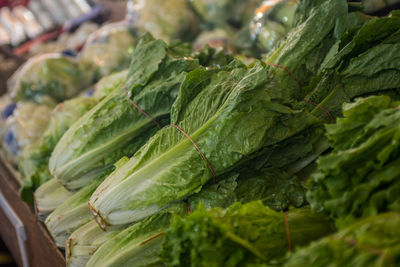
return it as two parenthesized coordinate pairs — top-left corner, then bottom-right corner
(89, 58), (322, 227)
(162, 201), (334, 266)
(284, 212), (400, 267)
(8, 54), (93, 103)
(49, 34), (199, 191)
(307, 95), (400, 228)
(34, 178), (73, 221)
(92, 70), (128, 101)
(19, 96), (97, 202)
(188, 167), (306, 213)
(88, 0), (351, 228)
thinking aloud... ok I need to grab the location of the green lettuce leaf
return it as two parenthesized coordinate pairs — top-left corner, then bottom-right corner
(162, 201), (334, 266)
(307, 95), (400, 228)
(49, 34), (199, 190)
(283, 212), (400, 267)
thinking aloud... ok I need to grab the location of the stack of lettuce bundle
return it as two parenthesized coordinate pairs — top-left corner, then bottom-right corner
(44, 37), (234, 247)
(36, 1), (400, 265)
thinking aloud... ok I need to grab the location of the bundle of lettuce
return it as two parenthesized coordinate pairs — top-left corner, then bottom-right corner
(161, 201), (333, 266)
(87, 0), (400, 228)
(284, 212), (400, 267)
(19, 70), (128, 205)
(307, 95), (400, 228)
(46, 39), (232, 247)
(49, 34), (203, 191)
(66, 162), (308, 266)
(8, 53), (93, 103)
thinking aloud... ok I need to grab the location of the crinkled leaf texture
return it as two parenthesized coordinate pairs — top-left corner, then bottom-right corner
(162, 201), (333, 266)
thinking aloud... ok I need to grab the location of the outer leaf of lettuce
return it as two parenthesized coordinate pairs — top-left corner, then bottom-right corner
(49, 35), (198, 190)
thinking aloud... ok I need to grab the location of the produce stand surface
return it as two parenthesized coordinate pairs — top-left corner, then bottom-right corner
(0, 153), (64, 267)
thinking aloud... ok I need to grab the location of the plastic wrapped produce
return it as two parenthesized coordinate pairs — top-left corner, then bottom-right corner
(2, 101), (52, 165)
(12, 6), (44, 39)
(0, 94), (14, 142)
(128, 0), (198, 43)
(193, 28), (233, 52)
(78, 23), (137, 78)
(28, 0), (57, 31)
(0, 7), (26, 46)
(233, 0), (297, 56)
(8, 53), (93, 103)
(189, 0), (262, 27)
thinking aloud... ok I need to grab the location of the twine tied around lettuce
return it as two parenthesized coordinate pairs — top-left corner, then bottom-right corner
(265, 62), (304, 86)
(283, 213), (292, 251)
(265, 62), (335, 122)
(123, 84), (216, 182)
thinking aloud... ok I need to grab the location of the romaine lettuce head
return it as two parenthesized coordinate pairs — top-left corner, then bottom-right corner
(19, 96), (97, 202)
(8, 53), (92, 103)
(130, 0), (199, 43)
(50, 34), (199, 191)
(79, 23), (137, 78)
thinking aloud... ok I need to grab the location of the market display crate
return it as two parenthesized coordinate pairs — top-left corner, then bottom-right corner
(0, 153), (64, 267)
